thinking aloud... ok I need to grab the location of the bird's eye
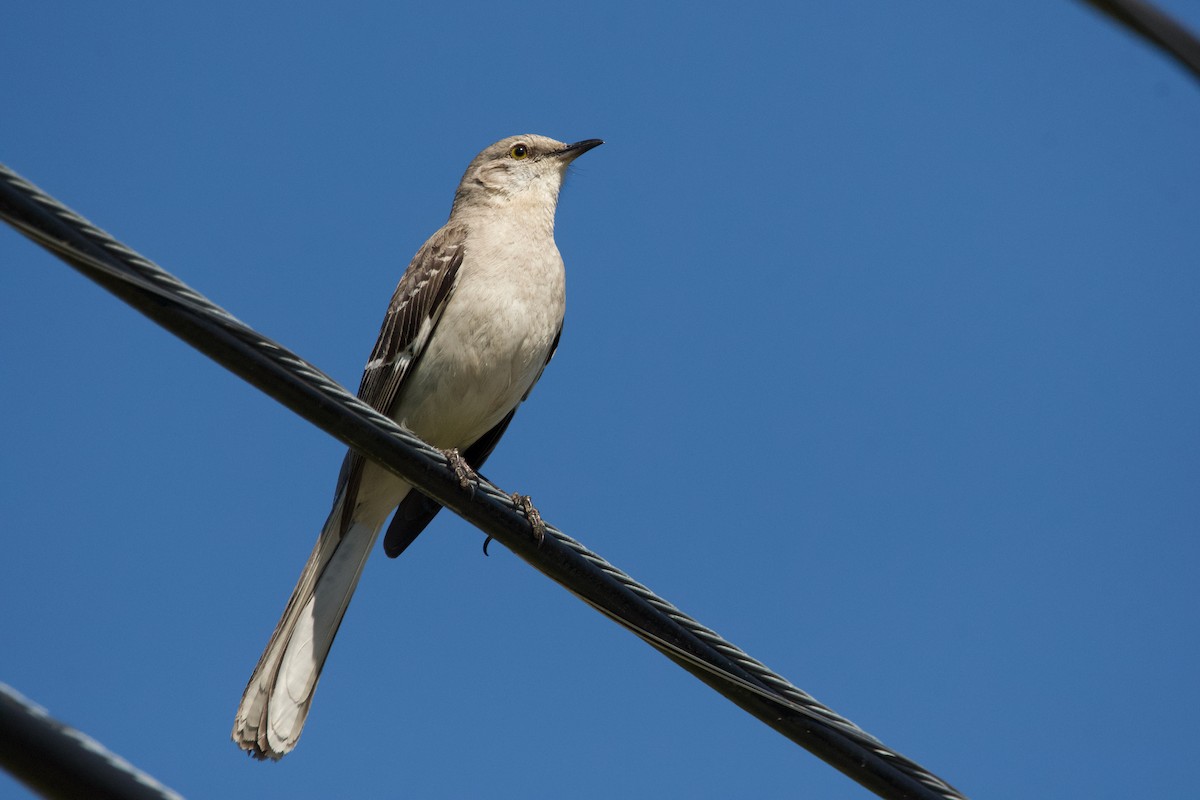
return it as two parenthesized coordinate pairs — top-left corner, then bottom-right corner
(510, 144), (529, 159)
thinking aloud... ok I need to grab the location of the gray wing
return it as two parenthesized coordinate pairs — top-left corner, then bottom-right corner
(334, 221), (467, 531)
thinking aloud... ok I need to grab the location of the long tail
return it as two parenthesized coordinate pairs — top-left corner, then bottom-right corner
(232, 492), (389, 759)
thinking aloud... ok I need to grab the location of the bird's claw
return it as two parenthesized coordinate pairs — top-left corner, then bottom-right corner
(511, 492), (546, 546)
(481, 494), (545, 556)
(442, 447), (476, 493)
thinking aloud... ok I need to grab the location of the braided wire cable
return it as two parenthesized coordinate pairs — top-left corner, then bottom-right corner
(0, 161), (966, 800)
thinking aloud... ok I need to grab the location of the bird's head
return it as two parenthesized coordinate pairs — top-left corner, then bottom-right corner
(451, 135), (603, 218)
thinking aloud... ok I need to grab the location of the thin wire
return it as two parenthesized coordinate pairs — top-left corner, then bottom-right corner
(0, 162), (967, 800)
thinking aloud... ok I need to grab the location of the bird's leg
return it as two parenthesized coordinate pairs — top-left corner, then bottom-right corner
(511, 493), (547, 546)
(442, 447), (476, 493)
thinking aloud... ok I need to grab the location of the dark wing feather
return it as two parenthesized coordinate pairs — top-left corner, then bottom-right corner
(334, 222), (467, 532)
(380, 319), (564, 557)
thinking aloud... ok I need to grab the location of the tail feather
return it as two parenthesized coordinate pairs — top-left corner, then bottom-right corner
(232, 493), (389, 759)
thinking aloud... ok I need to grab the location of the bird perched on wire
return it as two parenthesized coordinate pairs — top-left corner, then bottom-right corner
(233, 134), (603, 759)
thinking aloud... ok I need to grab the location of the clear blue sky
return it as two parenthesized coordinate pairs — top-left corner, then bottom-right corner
(2, 3), (1198, 798)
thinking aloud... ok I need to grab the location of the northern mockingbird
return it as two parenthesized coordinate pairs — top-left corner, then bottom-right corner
(233, 134), (603, 759)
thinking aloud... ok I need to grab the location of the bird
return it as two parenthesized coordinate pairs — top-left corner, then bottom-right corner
(232, 134), (603, 759)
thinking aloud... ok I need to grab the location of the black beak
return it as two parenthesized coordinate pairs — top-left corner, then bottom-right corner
(556, 139), (604, 159)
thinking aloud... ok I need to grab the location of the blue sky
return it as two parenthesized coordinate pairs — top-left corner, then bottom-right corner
(2, 3), (1198, 798)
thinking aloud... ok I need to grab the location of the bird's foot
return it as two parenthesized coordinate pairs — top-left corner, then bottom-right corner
(511, 492), (547, 546)
(481, 493), (546, 556)
(442, 447), (476, 493)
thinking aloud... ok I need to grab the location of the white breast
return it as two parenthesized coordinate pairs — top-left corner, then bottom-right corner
(393, 218), (566, 449)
